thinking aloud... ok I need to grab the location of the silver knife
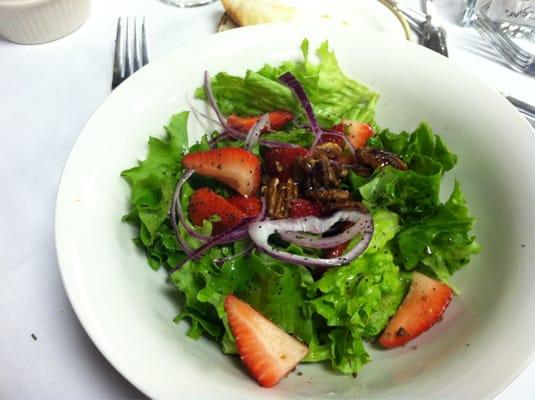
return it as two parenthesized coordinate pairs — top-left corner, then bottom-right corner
(421, 0), (449, 57)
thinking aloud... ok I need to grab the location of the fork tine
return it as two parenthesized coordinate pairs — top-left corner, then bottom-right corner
(141, 17), (149, 67)
(485, 28), (529, 69)
(133, 17), (143, 72)
(125, 16), (134, 78)
(112, 17), (125, 90)
(483, 21), (530, 63)
(473, 21), (515, 64)
(473, 18), (531, 73)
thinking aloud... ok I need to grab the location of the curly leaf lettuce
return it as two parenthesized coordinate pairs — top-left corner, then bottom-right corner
(196, 40), (378, 127)
(121, 112), (189, 269)
(395, 181), (480, 282)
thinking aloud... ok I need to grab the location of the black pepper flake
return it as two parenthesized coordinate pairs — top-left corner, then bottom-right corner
(31, 333), (37, 341)
(297, 371), (303, 376)
(521, 244), (526, 248)
(396, 327), (407, 337)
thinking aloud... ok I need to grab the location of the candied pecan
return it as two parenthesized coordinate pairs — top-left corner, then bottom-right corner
(321, 199), (368, 214)
(312, 142), (343, 160)
(264, 177), (298, 219)
(307, 189), (351, 202)
(306, 189), (367, 214)
(292, 152), (340, 193)
(356, 147), (407, 171)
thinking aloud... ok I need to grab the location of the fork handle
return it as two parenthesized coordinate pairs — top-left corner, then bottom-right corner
(505, 95), (535, 118)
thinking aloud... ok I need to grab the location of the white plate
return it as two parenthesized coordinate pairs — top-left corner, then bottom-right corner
(55, 22), (535, 399)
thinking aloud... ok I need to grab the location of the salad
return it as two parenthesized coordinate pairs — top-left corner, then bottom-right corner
(121, 40), (479, 388)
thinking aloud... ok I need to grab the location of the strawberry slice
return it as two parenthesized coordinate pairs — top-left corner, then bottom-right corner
(227, 110), (294, 132)
(323, 222), (353, 258)
(289, 198), (321, 218)
(227, 195), (263, 218)
(224, 294), (308, 387)
(263, 146), (308, 182)
(182, 148), (261, 197)
(188, 188), (246, 234)
(379, 272), (453, 348)
(344, 120), (374, 149)
(324, 242), (349, 258)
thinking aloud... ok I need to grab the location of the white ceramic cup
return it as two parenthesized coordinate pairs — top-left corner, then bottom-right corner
(0, 0), (91, 44)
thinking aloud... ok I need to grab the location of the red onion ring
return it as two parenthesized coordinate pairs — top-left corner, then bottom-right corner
(279, 72), (323, 139)
(170, 169), (211, 243)
(248, 211), (373, 268)
(204, 71), (243, 140)
(170, 219), (252, 272)
(214, 241), (254, 266)
(278, 211), (368, 249)
(244, 114), (269, 151)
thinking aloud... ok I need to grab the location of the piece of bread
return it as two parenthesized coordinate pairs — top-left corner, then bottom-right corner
(221, 0), (296, 26)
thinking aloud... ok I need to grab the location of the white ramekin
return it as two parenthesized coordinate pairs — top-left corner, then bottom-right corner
(0, 0), (91, 45)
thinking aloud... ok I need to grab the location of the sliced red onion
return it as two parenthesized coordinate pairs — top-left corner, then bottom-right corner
(310, 127), (356, 156)
(248, 211), (373, 268)
(208, 132), (229, 148)
(170, 217), (254, 272)
(170, 169), (211, 243)
(169, 170), (195, 256)
(278, 211), (368, 248)
(279, 72), (322, 139)
(214, 241), (254, 266)
(258, 139), (300, 148)
(204, 71), (242, 139)
(244, 114), (269, 151)
(186, 96), (222, 127)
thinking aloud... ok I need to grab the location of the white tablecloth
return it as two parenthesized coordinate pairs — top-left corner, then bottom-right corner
(1, 0), (533, 398)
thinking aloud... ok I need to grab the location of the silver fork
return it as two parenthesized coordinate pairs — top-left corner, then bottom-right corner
(112, 17), (150, 90)
(472, 13), (535, 76)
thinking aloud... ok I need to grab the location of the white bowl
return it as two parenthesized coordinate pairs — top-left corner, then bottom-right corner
(0, 0), (91, 44)
(55, 22), (535, 399)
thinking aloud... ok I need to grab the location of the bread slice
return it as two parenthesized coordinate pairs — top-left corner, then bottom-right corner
(221, 0), (296, 26)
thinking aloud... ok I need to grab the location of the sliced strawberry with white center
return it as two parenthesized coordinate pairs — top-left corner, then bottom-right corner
(224, 294), (308, 387)
(182, 147), (261, 197)
(379, 272), (453, 348)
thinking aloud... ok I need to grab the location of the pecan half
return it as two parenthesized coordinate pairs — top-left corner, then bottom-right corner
(307, 189), (351, 202)
(356, 147), (408, 171)
(264, 177), (298, 219)
(312, 142), (343, 160)
(307, 189), (367, 214)
(292, 152), (340, 193)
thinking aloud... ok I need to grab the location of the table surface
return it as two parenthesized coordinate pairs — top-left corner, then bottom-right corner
(1, 0), (534, 398)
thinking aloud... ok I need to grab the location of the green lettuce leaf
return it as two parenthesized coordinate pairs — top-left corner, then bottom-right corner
(394, 181), (481, 281)
(196, 40), (378, 127)
(306, 210), (410, 372)
(367, 122), (457, 173)
(121, 112), (189, 269)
